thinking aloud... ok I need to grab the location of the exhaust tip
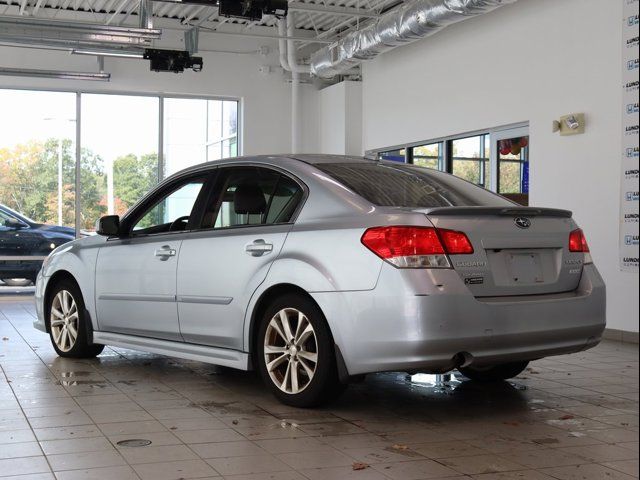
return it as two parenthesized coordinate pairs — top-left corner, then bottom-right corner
(454, 352), (474, 368)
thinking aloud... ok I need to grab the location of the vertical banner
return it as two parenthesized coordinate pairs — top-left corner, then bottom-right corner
(620, 0), (639, 271)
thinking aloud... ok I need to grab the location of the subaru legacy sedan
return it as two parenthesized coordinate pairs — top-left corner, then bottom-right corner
(34, 155), (606, 406)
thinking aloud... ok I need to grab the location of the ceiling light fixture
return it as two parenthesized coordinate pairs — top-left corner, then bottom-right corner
(0, 67), (110, 81)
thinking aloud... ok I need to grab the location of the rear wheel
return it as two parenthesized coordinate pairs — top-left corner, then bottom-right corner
(458, 361), (529, 382)
(257, 294), (344, 407)
(47, 280), (104, 358)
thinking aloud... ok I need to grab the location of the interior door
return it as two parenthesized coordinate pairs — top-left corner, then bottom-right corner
(94, 176), (208, 340)
(491, 126), (530, 205)
(176, 166), (304, 349)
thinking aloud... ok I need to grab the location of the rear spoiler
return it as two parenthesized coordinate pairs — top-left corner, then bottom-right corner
(423, 206), (572, 218)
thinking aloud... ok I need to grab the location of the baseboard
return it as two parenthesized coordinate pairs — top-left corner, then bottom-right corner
(603, 328), (639, 344)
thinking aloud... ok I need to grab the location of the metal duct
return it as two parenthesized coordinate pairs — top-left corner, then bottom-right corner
(310, 0), (517, 78)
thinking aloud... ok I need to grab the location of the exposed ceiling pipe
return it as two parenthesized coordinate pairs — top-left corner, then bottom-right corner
(276, 18), (290, 72)
(138, 0), (154, 29)
(286, 13), (310, 74)
(310, 0), (517, 78)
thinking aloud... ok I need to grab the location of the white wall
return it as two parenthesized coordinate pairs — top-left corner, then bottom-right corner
(361, 0), (638, 333)
(316, 81), (362, 155)
(0, 32), (292, 156)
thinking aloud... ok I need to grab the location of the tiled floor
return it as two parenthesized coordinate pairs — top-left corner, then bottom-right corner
(1, 294), (638, 480)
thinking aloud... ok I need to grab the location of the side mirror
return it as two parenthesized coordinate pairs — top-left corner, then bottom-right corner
(96, 215), (120, 236)
(4, 217), (27, 230)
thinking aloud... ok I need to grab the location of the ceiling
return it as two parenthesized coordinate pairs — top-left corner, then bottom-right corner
(0, 0), (402, 42)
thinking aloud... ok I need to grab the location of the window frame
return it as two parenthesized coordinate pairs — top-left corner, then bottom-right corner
(194, 164), (308, 233)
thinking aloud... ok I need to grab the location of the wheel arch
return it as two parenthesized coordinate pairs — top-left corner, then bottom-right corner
(43, 270), (80, 333)
(247, 283), (318, 366)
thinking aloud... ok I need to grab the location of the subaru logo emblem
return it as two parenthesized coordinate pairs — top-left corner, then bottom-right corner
(515, 217), (531, 229)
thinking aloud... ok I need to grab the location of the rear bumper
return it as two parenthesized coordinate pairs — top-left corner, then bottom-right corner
(312, 264), (606, 376)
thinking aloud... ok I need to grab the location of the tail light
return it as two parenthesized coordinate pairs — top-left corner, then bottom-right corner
(361, 226), (473, 268)
(569, 228), (593, 264)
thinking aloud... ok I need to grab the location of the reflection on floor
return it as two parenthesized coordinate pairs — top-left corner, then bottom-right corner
(1, 295), (638, 480)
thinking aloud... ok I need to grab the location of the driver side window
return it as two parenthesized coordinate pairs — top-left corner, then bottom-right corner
(132, 180), (204, 235)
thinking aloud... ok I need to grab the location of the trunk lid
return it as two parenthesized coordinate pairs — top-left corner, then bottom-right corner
(421, 207), (586, 297)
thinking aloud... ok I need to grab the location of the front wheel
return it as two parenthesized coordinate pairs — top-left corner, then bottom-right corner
(47, 280), (104, 358)
(257, 294), (344, 407)
(458, 361), (529, 382)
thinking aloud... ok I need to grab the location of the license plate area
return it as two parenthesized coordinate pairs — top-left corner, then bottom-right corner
(506, 252), (544, 284)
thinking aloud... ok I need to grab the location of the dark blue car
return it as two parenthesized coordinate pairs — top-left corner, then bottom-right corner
(0, 204), (75, 285)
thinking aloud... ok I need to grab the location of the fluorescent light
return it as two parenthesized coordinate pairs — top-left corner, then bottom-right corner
(72, 49), (145, 58)
(0, 67), (110, 81)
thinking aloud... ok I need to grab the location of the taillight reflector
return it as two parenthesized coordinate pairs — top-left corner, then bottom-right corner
(569, 228), (590, 252)
(438, 229), (475, 255)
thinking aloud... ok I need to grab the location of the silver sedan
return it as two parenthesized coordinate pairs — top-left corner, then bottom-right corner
(34, 155), (606, 406)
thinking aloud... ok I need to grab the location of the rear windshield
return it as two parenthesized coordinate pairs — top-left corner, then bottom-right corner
(314, 162), (514, 208)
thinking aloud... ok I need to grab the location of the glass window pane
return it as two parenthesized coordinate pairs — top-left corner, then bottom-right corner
(452, 135), (489, 188)
(498, 135), (529, 205)
(164, 98), (207, 177)
(81, 94), (159, 232)
(207, 100), (222, 141)
(133, 180), (204, 233)
(315, 163), (512, 208)
(378, 149), (405, 162)
(0, 90), (77, 233)
(223, 101), (238, 137)
(412, 142), (442, 169)
(206, 168), (282, 229)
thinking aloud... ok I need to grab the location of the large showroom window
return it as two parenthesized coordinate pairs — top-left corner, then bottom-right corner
(370, 125), (528, 203)
(0, 88), (239, 237)
(0, 90), (77, 230)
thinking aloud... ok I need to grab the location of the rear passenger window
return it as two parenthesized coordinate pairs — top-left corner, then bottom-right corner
(202, 167), (303, 229)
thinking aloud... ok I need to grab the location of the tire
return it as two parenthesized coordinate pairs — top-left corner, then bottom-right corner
(2, 278), (33, 287)
(256, 294), (344, 407)
(46, 279), (104, 358)
(458, 361), (529, 382)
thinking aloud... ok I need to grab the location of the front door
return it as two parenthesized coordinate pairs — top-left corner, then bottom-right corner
(95, 176), (208, 340)
(177, 166), (304, 349)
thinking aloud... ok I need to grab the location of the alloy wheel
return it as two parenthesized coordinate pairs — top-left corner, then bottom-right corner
(263, 308), (318, 394)
(50, 290), (79, 352)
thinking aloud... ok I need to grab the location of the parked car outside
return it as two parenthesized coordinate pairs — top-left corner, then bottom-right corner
(33, 155), (606, 406)
(0, 204), (75, 285)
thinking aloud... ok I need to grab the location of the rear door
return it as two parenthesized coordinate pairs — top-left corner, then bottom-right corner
(426, 207), (584, 297)
(176, 166), (305, 349)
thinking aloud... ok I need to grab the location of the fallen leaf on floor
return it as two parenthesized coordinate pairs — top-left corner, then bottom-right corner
(391, 444), (408, 450)
(559, 414), (575, 420)
(352, 462), (369, 471)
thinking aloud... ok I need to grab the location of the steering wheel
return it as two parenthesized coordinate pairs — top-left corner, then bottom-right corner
(168, 216), (190, 232)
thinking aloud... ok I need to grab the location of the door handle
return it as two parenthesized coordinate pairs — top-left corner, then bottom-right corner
(154, 246), (176, 260)
(245, 239), (273, 257)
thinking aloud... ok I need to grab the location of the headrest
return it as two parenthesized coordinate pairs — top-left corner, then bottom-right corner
(234, 184), (266, 215)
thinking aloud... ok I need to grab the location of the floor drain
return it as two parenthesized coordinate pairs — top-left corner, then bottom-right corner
(116, 439), (152, 447)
